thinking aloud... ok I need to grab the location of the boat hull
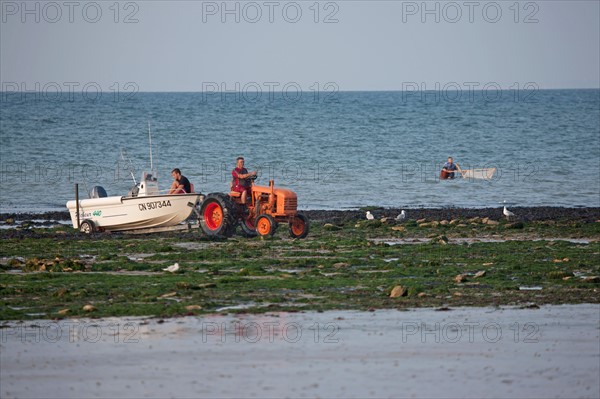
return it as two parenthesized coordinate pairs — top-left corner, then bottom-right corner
(66, 194), (200, 232)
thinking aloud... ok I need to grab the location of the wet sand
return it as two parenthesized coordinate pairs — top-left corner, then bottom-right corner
(2, 304), (599, 398)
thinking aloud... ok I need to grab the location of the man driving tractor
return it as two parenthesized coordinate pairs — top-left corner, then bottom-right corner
(231, 156), (257, 204)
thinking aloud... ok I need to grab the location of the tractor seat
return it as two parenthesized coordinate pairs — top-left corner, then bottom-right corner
(229, 191), (241, 198)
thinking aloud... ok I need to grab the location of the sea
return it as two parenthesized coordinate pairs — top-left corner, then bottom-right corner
(1, 89), (599, 213)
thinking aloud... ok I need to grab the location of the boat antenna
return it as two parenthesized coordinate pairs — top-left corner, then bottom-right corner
(120, 148), (137, 185)
(148, 121), (154, 172)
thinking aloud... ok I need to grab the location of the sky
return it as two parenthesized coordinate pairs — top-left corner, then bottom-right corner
(1, 0), (599, 92)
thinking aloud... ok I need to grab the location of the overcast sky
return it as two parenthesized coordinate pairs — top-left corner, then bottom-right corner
(1, 0), (599, 91)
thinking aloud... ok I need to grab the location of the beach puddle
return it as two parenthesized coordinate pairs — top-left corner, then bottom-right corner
(126, 253), (157, 261)
(173, 242), (213, 251)
(372, 237), (595, 245)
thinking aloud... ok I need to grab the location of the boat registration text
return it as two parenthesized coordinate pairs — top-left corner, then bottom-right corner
(139, 200), (172, 211)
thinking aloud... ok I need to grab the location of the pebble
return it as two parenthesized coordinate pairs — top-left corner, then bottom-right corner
(583, 276), (600, 283)
(390, 285), (407, 298)
(197, 283), (217, 289)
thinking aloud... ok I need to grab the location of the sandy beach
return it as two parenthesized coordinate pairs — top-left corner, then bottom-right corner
(2, 304), (599, 398)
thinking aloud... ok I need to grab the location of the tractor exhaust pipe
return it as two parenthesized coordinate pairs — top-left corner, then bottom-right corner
(268, 180), (275, 210)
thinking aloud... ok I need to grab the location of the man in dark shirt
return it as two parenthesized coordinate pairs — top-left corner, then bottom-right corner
(169, 168), (192, 194)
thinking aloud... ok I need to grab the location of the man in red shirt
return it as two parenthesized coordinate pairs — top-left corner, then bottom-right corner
(231, 157), (257, 203)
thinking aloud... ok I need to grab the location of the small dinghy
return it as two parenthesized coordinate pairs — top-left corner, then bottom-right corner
(460, 167), (497, 180)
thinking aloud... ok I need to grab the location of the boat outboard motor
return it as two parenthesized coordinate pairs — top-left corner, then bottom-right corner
(89, 186), (108, 199)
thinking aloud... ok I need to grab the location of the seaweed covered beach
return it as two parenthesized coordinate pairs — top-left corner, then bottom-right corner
(0, 207), (599, 320)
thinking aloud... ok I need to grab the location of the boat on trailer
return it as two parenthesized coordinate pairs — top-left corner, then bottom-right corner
(66, 172), (201, 233)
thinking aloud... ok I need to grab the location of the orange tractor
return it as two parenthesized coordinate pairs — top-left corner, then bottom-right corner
(198, 176), (309, 238)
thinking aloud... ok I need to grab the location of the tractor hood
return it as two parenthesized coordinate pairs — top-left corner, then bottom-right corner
(253, 184), (298, 214)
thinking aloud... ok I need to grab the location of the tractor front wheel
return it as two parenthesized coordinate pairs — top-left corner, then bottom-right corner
(239, 217), (258, 238)
(289, 213), (309, 239)
(255, 214), (277, 237)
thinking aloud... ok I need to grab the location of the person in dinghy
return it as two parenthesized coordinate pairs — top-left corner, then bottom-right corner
(440, 157), (464, 179)
(169, 168), (193, 194)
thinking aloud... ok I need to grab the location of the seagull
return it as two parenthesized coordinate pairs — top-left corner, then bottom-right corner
(366, 211), (374, 220)
(503, 206), (515, 220)
(395, 210), (406, 221)
(163, 263), (180, 273)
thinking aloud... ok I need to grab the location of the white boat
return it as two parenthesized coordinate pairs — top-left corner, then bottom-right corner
(66, 172), (201, 233)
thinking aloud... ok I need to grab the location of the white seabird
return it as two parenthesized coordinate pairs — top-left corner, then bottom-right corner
(503, 206), (515, 220)
(163, 263), (180, 273)
(366, 211), (374, 220)
(395, 210), (406, 221)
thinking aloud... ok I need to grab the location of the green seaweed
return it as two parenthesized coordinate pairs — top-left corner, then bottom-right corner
(0, 219), (598, 320)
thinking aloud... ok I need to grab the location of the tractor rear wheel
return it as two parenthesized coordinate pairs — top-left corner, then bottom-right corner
(255, 214), (277, 237)
(289, 213), (309, 239)
(199, 193), (236, 237)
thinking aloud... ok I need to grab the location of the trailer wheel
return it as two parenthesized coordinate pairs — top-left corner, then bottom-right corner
(255, 214), (277, 237)
(289, 213), (309, 239)
(199, 193), (236, 237)
(80, 220), (96, 234)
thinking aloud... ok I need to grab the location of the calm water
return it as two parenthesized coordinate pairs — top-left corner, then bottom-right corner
(1, 90), (599, 212)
